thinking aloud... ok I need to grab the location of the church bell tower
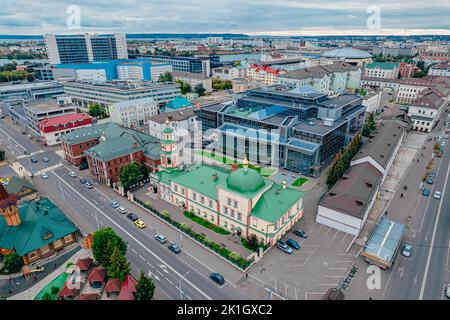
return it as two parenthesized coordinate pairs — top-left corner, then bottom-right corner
(0, 183), (21, 227)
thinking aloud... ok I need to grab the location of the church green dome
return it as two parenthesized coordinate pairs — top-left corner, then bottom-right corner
(226, 168), (265, 193)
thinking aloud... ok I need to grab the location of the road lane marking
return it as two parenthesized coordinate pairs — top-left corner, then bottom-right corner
(52, 170), (213, 300)
(419, 157), (450, 300)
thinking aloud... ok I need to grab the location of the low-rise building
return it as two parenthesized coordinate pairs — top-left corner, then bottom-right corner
(277, 63), (361, 93)
(364, 62), (399, 79)
(0, 186), (79, 265)
(0, 81), (64, 100)
(148, 107), (198, 140)
(108, 97), (158, 129)
(60, 122), (161, 184)
(8, 98), (77, 136)
(63, 80), (181, 110)
(407, 88), (448, 132)
(38, 113), (93, 146)
(247, 64), (286, 86)
(316, 120), (407, 236)
(172, 71), (213, 93)
(399, 62), (419, 78)
(362, 91), (382, 113)
(154, 126), (304, 246)
(428, 62), (450, 77)
(212, 66), (246, 80)
(231, 78), (263, 93)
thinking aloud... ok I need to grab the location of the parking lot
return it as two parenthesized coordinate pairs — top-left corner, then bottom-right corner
(249, 213), (358, 300)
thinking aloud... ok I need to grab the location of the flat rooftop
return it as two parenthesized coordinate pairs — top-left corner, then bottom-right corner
(293, 117), (347, 136)
(25, 99), (76, 112)
(318, 94), (361, 109)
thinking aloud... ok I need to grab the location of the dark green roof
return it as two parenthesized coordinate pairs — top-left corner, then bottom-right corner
(366, 62), (399, 70)
(226, 168), (266, 193)
(4, 177), (36, 196)
(0, 198), (78, 256)
(251, 184), (304, 223)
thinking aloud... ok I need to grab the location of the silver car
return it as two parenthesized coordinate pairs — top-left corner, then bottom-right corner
(401, 244), (413, 257)
(446, 284), (450, 299)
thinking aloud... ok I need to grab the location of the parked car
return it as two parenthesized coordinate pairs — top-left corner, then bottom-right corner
(134, 220), (146, 229)
(79, 163), (89, 170)
(446, 284), (450, 299)
(441, 140), (447, 147)
(116, 206), (127, 214)
(210, 272), (225, 285)
(127, 213), (138, 221)
(43, 157), (49, 162)
(41, 173), (49, 179)
(426, 177), (435, 185)
(444, 134), (449, 139)
(155, 234), (167, 244)
(79, 178), (87, 185)
(422, 188), (431, 197)
(30, 158), (38, 163)
(276, 241), (293, 254)
(84, 182), (93, 189)
(437, 151), (443, 158)
(110, 201), (119, 208)
(286, 239), (301, 250)
(433, 191), (441, 199)
(293, 229), (307, 238)
(68, 171), (77, 178)
(428, 172), (436, 179)
(401, 244), (413, 257)
(168, 243), (181, 254)
(27, 134), (33, 139)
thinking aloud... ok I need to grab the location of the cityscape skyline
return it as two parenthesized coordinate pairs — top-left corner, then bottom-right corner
(1, 0), (450, 36)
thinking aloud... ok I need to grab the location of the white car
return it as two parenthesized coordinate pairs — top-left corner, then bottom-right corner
(68, 171), (77, 178)
(433, 191), (441, 199)
(41, 173), (49, 179)
(116, 206), (127, 214)
(446, 284), (450, 299)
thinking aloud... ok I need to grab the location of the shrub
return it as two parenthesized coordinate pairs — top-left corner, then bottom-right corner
(144, 201), (152, 208)
(50, 286), (60, 295)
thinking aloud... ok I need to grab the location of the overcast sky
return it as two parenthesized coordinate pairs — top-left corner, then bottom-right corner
(1, 0), (450, 36)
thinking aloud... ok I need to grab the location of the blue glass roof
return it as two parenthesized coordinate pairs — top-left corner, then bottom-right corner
(217, 123), (279, 142)
(363, 217), (406, 264)
(247, 105), (287, 121)
(287, 138), (319, 152)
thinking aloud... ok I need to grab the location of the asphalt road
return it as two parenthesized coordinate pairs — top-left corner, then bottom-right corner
(0, 117), (40, 156)
(380, 117), (450, 300)
(35, 165), (255, 300)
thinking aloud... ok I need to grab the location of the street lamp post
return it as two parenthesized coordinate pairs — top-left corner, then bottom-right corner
(179, 271), (190, 300)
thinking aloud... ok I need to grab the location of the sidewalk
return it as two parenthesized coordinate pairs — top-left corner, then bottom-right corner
(133, 184), (254, 259)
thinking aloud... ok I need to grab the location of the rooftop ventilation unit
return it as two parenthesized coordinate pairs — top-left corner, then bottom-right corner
(323, 118), (334, 127)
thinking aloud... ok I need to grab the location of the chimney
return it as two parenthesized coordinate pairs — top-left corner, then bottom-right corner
(133, 142), (138, 149)
(212, 174), (218, 181)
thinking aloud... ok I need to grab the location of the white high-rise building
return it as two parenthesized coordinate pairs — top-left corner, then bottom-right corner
(44, 33), (128, 64)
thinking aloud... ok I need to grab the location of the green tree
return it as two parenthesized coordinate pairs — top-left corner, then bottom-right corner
(194, 83), (206, 96)
(51, 286), (60, 295)
(119, 162), (144, 190)
(134, 271), (156, 300)
(107, 246), (131, 282)
(233, 60), (241, 67)
(179, 82), (192, 95)
(41, 292), (52, 300)
(158, 72), (173, 82)
(88, 103), (107, 118)
(92, 227), (127, 267)
(2, 252), (23, 274)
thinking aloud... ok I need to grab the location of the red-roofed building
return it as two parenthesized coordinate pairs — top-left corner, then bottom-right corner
(38, 113), (93, 146)
(58, 283), (78, 300)
(118, 274), (137, 300)
(88, 266), (107, 287)
(247, 64), (286, 85)
(79, 293), (98, 300)
(75, 257), (93, 273)
(104, 278), (122, 298)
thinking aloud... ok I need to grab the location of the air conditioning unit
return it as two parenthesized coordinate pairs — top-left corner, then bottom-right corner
(323, 118), (334, 127)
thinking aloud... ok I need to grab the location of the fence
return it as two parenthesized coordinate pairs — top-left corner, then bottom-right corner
(133, 197), (256, 271)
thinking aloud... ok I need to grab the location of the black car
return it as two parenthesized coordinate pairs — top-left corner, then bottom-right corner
(79, 178), (87, 185)
(30, 158), (38, 163)
(210, 272), (225, 285)
(293, 229), (307, 238)
(127, 213), (139, 221)
(79, 163), (89, 170)
(168, 243), (181, 254)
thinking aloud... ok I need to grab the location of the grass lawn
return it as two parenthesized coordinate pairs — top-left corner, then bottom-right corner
(34, 272), (68, 300)
(184, 211), (231, 235)
(292, 177), (309, 187)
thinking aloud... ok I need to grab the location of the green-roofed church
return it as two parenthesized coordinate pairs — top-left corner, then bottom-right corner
(155, 120), (304, 247)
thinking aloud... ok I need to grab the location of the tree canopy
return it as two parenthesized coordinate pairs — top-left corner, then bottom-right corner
(119, 162), (144, 190)
(194, 83), (206, 96)
(158, 72), (173, 82)
(107, 245), (131, 282)
(88, 103), (107, 118)
(134, 271), (156, 300)
(92, 227), (127, 267)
